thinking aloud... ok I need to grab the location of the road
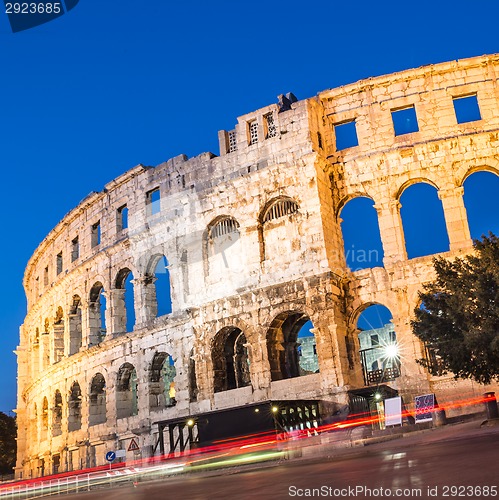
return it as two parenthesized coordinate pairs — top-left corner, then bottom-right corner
(69, 426), (499, 500)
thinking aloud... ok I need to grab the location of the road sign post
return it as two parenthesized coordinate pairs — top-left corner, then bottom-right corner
(105, 451), (116, 471)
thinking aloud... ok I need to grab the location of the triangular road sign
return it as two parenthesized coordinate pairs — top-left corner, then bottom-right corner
(128, 438), (139, 452)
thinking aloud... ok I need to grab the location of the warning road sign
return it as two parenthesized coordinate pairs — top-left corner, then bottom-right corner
(128, 438), (139, 452)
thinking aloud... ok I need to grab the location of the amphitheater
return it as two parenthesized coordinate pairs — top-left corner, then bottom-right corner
(16, 54), (499, 478)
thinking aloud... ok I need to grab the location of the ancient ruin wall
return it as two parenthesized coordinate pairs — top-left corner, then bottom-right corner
(16, 55), (499, 478)
(314, 54), (499, 403)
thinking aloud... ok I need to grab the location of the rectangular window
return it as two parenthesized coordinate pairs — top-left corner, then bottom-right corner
(147, 188), (161, 216)
(249, 120), (259, 145)
(391, 106), (419, 136)
(228, 130), (237, 153)
(371, 334), (379, 346)
(71, 236), (79, 262)
(44, 266), (49, 287)
(56, 252), (63, 275)
(334, 120), (359, 150)
(265, 113), (277, 138)
(91, 221), (101, 248)
(453, 94), (481, 124)
(117, 204), (128, 231)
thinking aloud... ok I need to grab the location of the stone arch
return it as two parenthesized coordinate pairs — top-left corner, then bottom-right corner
(68, 295), (82, 355)
(395, 177), (440, 199)
(212, 327), (251, 392)
(42, 318), (50, 369)
(336, 191), (373, 218)
(53, 306), (65, 363)
(354, 304), (400, 386)
(40, 397), (48, 441)
(457, 162), (499, 187)
(116, 363), (138, 419)
(338, 195), (384, 270)
(146, 254), (173, 317)
(52, 390), (62, 437)
(89, 373), (106, 426)
(398, 181), (450, 258)
(462, 170), (499, 239)
(88, 282), (106, 345)
(204, 216), (242, 276)
(258, 196), (300, 261)
(260, 196), (300, 224)
(115, 269), (135, 332)
(68, 381), (82, 432)
(188, 348), (198, 403)
(266, 311), (319, 381)
(149, 352), (176, 409)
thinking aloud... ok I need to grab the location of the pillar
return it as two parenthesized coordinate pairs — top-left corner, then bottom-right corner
(438, 186), (473, 251)
(375, 199), (407, 265)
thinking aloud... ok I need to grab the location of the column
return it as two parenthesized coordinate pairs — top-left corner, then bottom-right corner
(131, 276), (157, 326)
(438, 186), (473, 251)
(375, 199), (407, 265)
(106, 288), (126, 335)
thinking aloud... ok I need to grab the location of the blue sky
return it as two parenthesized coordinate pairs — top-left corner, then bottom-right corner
(1, 0), (499, 413)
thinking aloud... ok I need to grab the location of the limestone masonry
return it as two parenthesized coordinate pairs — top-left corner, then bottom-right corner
(16, 54), (499, 478)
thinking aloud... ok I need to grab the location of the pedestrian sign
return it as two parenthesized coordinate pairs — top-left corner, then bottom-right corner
(128, 438), (140, 452)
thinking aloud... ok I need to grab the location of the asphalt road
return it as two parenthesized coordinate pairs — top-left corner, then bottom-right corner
(69, 427), (499, 500)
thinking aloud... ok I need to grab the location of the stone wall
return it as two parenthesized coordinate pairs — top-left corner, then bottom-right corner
(16, 55), (499, 479)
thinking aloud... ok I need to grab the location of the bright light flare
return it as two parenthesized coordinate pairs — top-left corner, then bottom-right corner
(383, 343), (399, 359)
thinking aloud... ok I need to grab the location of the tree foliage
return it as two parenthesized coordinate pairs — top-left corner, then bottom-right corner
(0, 412), (16, 476)
(412, 233), (499, 385)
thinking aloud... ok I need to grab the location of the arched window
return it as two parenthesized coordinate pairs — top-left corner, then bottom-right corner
(52, 390), (62, 437)
(266, 312), (319, 381)
(41, 397), (48, 441)
(42, 320), (50, 369)
(68, 295), (82, 355)
(188, 348), (198, 403)
(463, 171), (499, 239)
(212, 327), (251, 392)
(116, 363), (138, 419)
(152, 256), (172, 317)
(260, 198), (300, 261)
(53, 306), (65, 363)
(339, 197), (384, 270)
(262, 198), (299, 223)
(68, 382), (82, 432)
(400, 183), (449, 258)
(89, 283), (106, 345)
(356, 304), (400, 386)
(149, 352), (176, 409)
(116, 269), (135, 332)
(206, 217), (241, 276)
(89, 373), (106, 425)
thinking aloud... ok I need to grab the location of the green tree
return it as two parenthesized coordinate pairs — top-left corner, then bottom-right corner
(412, 233), (499, 385)
(0, 412), (16, 476)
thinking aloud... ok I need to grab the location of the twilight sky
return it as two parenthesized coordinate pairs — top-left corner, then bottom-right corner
(1, 0), (499, 413)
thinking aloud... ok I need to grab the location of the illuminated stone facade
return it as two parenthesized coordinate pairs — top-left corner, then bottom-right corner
(16, 54), (499, 478)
